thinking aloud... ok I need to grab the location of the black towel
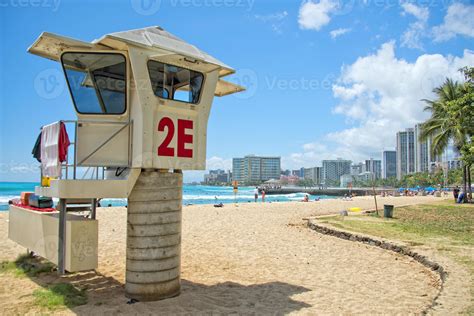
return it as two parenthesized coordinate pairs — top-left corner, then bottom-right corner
(32, 132), (42, 162)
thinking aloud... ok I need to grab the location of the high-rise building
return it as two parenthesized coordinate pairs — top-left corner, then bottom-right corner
(203, 169), (231, 184)
(232, 155), (281, 183)
(447, 159), (462, 170)
(322, 159), (351, 186)
(232, 158), (245, 182)
(414, 124), (438, 173)
(382, 150), (397, 179)
(356, 171), (376, 182)
(304, 167), (322, 184)
(365, 158), (382, 179)
(351, 162), (364, 175)
(281, 169), (291, 176)
(396, 128), (416, 180)
(291, 168), (305, 178)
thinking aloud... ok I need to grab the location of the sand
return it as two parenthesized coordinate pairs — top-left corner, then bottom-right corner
(0, 195), (454, 314)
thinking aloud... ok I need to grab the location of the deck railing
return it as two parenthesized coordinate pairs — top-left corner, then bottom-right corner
(40, 119), (132, 182)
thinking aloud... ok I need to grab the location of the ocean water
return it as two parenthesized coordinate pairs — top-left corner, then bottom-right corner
(0, 182), (332, 210)
(0, 182), (39, 211)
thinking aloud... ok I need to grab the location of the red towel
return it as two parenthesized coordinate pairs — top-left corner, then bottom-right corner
(58, 122), (70, 163)
(13, 202), (56, 213)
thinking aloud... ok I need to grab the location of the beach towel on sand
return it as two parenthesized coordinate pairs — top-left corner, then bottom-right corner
(41, 122), (70, 178)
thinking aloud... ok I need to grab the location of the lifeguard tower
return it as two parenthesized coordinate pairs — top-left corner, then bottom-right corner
(9, 26), (244, 301)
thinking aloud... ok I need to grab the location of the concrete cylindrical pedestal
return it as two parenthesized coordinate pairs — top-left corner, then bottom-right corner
(125, 170), (182, 301)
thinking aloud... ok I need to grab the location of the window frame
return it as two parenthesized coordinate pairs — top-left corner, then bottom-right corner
(60, 51), (128, 116)
(146, 59), (205, 105)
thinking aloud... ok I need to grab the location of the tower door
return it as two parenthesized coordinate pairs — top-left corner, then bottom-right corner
(76, 121), (130, 167)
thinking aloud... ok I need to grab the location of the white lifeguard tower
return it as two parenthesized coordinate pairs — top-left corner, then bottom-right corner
(9, 26), (244, 301)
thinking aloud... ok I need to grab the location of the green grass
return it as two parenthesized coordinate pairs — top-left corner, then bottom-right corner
(0, 260), (26, 277)
(1, 254), (87, 311)
(33, 283), (87, 310)
(0, 253), (55, 278)
(323, 203), (474, 246)
(319, 201), (474, 313)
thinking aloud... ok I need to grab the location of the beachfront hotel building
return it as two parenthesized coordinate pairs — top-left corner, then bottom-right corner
(232, 155), (281, 183)
(414, 123), (439, 173)
(382, 150), (397, 179)
(322, 159), (352, 186)
(365, 158), (382, 179)
(203, 169), (232, 184)
(396, 124), (442, 179)
(396, 128), (416, 180)
(304, 167), (322, 185)
(350, 163), (364, 176)
(292, 168), (305, 178)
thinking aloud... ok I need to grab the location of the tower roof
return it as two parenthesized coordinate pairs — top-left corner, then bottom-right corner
(94, 26), (234, 77)
(28, 26), (244, 96)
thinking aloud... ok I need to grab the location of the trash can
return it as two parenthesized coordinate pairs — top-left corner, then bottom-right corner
(384, 205), (394, 218)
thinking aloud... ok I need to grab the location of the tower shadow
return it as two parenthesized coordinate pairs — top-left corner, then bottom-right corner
(71, 275), (313, 314)
(10, 256), (312, 314)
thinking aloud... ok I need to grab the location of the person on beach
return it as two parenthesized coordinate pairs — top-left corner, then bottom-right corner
(457, 190), (465, 203)
(261, 189), (266, 203)
(303, 195), (309, 202)
(453, 186), (460, 202)
(254, 187), (258, 202)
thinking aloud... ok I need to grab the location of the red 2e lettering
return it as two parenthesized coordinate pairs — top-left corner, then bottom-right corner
(157, 117), (193, 158)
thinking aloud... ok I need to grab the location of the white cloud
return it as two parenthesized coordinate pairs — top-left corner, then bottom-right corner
(254, 11), (288, 33)
(284, 141), (365, 168)
(400, 2), (429, 50)
(9, 165), (36, 173)
(433, 3), (474, 42)
(303, 142), (327, 152)
(298, 0), (338, 31)
(330, 28), (351, 39)
(206, 156), (232, 170)
(401, 2), (428, 22)
(254, 11), (288, 23)
(183, 156), (232, 183)
(183, 171), (204, 183)
(332, 83), (365, 100)
(284, 42), (474, 169)
(401, 21), (426, 50)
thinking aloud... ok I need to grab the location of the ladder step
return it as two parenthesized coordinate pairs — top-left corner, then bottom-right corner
(66, 206), (91, 213)
(65, 198), (94, 204)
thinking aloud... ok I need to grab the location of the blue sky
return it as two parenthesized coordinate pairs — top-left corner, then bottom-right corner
(0, 0), (473, 182)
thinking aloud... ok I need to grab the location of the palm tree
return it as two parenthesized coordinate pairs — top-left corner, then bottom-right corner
(419, 78), (469, 201)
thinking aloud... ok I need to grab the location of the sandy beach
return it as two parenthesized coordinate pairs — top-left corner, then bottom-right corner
(0, 195), (452, 314)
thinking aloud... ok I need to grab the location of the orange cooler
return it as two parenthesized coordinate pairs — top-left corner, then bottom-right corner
(20, 192), (34, 206)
